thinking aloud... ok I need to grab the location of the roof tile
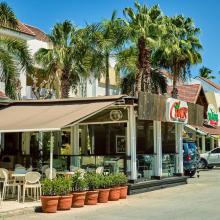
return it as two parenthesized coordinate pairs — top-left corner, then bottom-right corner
(167, 84), (201, 103)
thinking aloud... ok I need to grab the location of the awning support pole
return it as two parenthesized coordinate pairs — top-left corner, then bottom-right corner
(49, 131), (54, 180)
(175, 123), (184, 175)
(211, 137), (215, 150)
(127, 105), (137, 181)
(71, 125), (79, 168)
(153, 121), (162, 178)
(202, 136), (206, 153)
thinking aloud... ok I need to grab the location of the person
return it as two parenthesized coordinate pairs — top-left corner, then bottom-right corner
(61, 143), (71, 155)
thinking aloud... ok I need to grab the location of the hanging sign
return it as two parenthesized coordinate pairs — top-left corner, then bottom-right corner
(166, 98), (188, 123)
(207, 104), (218, 126)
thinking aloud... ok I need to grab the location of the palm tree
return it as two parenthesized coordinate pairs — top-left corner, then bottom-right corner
(87, 11), (128, 96)
(0, 2), (18, 28)
(115, 46), (167, 96)
(35, 20), (92, 98)
(0, 2), (32, 99)
(123, 1), (165, 96)
(153, 15), (202, 98)
(199, 66), (215, 79)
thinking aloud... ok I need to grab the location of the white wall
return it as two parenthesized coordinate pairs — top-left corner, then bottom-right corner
(0, 28), (50, 99)
(27, 39), (50, 55)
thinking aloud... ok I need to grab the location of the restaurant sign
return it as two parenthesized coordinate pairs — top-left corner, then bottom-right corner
(207, 104), (219, 126)
(166, 98), (188, 123)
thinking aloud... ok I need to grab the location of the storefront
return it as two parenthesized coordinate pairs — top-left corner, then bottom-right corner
(137, 92), (203, 180)
(0, 93), (203, 181)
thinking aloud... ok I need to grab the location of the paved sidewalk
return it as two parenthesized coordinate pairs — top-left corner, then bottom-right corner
(0, 200), (39, 218)
(3, 169), (220, 220)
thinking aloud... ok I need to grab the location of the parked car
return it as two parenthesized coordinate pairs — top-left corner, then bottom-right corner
(183, 140), (200, 177)
(200, 147), (220, 169)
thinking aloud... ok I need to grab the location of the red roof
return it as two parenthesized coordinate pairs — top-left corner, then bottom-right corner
(167, 84), (201, 104)
(193, 125), (220, 135)
(24, 24), (49, 42)
(17, 21), (35, 36)
(197, 76), (220, 91)
(3, 21), (49, 42)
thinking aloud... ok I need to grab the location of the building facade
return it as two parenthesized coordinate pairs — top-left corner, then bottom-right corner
(0, 22), (120, 99)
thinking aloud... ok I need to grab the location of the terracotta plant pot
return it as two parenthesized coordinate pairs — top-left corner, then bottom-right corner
(58, 195), (73, 210)
(98, 188), (110, 203)
(72, 191), (86, 208)
(85, 191), (99, 205)
(109, 187), (121, 201)
(120, 186), (128, 199)
(41, 195), (59, 213)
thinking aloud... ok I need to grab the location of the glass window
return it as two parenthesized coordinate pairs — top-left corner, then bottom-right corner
(161, 122), (175, 153)
(136, 120), (154, 154)
(211, 148), (220, 154)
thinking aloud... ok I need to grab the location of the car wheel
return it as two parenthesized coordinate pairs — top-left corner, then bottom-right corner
(189, 170), (197, 177)
(207, 165), (214, 169)
(184, 170), (190, 176)
(199, 158), (207, 169)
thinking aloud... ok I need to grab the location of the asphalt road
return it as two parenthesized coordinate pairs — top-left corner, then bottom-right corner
(5, 169), (220, 220)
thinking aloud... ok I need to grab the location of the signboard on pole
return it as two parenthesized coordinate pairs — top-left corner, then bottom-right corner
(207, 104), (219, 126)
(166, 98), (188, 123)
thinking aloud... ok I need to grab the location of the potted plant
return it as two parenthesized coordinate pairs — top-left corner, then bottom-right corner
(108, 174), (121, 201)
(41, 178), (60, 213)
(98, 174), (111, 203)
(71, 171), (87, 208)
(57, 176), (73, 210)
(84, 172), (100, 205)
(118, 173), (128, 199)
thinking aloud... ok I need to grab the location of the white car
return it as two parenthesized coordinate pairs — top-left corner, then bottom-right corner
(200, 147), (220, 169)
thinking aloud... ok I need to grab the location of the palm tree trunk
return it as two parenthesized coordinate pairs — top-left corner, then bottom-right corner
(135, 37), (144, 97)
(143, 47), (151, 93)
(171, 65), (179, 99)
(135, 36), (152, 97)
(105, 52), (110, 96)
(61, 73), (70, 99)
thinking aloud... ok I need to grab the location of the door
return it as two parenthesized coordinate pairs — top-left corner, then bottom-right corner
(208, 148), (220, 164)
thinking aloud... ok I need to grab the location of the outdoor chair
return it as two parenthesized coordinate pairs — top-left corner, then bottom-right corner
(42, 165), (49, 176)
(15, 164), (23, 168)
(0, 169), (21, 202)
(23, 172), (41, 203)
(0, 168), (9, 184)
(45, 168), (56, 179)
(70, 165), (80, 172)
(96, 166), (104, 174)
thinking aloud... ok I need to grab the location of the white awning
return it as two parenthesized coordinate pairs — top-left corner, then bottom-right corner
(0, 96), (125, 133)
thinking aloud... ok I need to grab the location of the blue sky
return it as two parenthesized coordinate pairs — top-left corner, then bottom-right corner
(4, 0), (220, 82)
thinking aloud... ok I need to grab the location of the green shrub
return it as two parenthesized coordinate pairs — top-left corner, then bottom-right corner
(98, 174), (111, 189)
(41, 176), (72, 196)
(41, 178), (59, 196)
(108, 173), (128, 188)
(118, 173), (128, 186)
(56, 176), (72, 196)
(72, 171), (87, 192)
(84, 172), (100, 191)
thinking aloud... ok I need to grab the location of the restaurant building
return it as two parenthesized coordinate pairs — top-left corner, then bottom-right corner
(0, 93), (203, 186)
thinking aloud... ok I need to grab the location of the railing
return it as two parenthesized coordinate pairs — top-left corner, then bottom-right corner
(137, 154), (154, 179)
(51, 154), (126, 174)
(162, 154), (176, 177)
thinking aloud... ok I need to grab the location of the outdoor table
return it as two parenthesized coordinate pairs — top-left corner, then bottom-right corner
(11, 173), (26, 178)
(11, 173), (26, 184)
